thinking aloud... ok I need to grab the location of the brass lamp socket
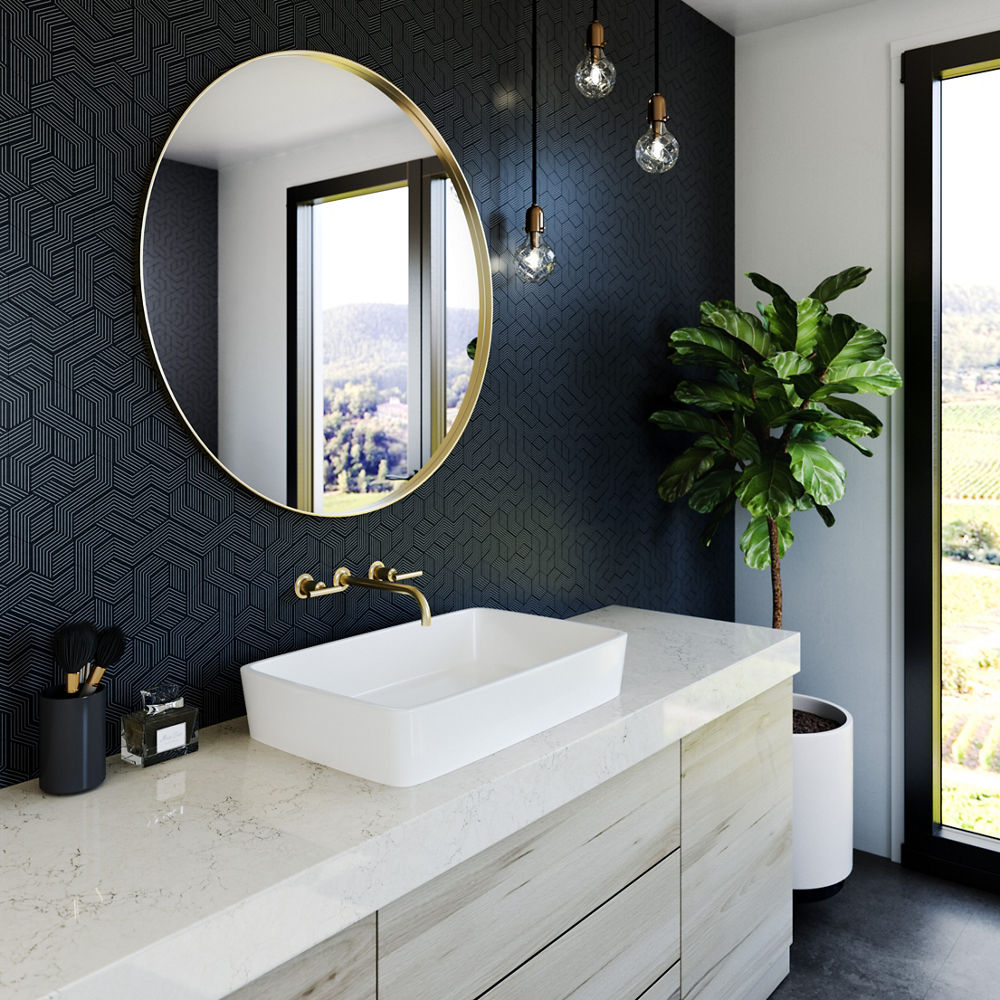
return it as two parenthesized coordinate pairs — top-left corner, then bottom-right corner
(524, 203), (545, 250)
(646, 93), (670, 134)
(585, 19), (606, 62)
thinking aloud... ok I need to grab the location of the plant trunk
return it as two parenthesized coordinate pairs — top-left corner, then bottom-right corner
(767, 517), (783, 629)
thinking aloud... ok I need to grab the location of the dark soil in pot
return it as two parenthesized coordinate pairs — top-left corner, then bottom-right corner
(793, 709), (842, 735)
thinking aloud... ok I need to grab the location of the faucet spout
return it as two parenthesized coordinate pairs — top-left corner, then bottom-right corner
(332, 567), (432, 626)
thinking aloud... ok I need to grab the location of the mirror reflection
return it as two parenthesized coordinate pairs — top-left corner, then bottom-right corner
(140, 52), (490, 516)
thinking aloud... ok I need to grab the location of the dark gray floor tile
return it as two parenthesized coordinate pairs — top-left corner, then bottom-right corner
(921, 983), (996, 1000)
(769, 850), (1000, 999)
(931, 900), (1000, 996)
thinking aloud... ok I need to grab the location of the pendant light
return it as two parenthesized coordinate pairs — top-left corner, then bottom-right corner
(514, 0), (557, 283)
(574, 1), (615, 99)
(635, 0), (679, 174)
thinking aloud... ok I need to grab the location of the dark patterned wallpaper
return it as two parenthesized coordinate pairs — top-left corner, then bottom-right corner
(143, 158), (219, 453)
(0, 0), (734, 787)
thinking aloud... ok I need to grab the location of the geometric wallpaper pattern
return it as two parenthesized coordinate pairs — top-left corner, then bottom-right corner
(142, 157), (220, 453)
(0, 0), (734, 787)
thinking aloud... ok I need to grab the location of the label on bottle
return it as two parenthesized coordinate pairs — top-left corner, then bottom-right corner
(157, 722), (187, 754)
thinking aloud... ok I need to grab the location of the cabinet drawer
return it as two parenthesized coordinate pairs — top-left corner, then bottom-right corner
(224, 913), (375, 1000)
(379, 742), (680, 1000)
(483, 851), (680, 1000)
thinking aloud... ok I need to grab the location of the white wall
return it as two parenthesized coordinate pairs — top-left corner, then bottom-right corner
(735, 0), (1000, 858)
(217, 119), (431, 501)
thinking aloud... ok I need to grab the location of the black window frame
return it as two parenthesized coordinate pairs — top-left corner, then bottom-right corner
(902, 28), (1000, 892)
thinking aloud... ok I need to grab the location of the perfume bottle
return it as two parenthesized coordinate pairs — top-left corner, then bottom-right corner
(121, 684), (199, 767)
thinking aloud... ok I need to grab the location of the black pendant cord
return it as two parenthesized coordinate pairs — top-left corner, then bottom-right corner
(654, 0), (660, 94)
(531, 0), (538, 205)
(592, 0), (598, 20)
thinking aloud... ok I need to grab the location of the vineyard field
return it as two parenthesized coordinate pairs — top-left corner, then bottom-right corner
(942, 399), (1000, 499)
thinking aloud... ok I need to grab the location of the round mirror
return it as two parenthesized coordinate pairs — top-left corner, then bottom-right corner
(140, 51), (492, 516)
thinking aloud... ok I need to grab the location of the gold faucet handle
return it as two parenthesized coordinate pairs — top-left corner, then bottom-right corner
(389, 568), (423, 582)
(294, 571), (350, 598)
(368, 560), (423, 582)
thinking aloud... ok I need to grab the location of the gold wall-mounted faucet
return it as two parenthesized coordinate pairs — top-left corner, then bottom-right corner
(293, 561), (431, 626)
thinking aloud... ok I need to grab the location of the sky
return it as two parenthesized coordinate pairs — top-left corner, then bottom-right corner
(314, 179), (479, 311)
(942, 68), (1000, 288)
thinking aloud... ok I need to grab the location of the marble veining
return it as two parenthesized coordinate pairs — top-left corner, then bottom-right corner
(0, 607), (798, 1000)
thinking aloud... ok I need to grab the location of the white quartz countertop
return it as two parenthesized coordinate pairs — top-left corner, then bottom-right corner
(1, 606), (799, 1000)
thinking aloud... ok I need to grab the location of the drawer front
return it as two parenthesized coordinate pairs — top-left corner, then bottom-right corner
(483, 851), (680, 1000)
(224, 913), (375, 1000)
(379, 742), (680, 1000)
(680, 678), (793, 1000)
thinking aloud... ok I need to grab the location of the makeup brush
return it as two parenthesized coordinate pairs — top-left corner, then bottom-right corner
(54, 623), (96, 695)
(81, 626), (126, 695)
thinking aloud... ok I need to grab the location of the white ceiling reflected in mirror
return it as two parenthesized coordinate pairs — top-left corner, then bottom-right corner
(140, 51), (491, 516)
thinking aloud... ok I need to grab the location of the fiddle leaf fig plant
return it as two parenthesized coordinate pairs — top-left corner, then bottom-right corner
(651, 267), (901, 629)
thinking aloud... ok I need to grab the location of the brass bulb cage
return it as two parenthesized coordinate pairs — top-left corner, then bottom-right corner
(138, 51), (493, 519)
(585, 20), (606, 63)
(524, 203), (545, 250)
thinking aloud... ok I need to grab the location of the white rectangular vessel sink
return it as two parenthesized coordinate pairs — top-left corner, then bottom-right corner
(241, 608), (626, 786)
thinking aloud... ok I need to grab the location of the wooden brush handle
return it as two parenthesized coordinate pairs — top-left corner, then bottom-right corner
(66, 673), (79, 695)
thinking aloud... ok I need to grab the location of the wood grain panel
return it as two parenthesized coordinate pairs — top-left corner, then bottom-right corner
(224, 914), (375, 1000)
(639, 963), (681, 1000)
(379, 743), (680, 1000)
(481, 851), (680, 1000)
(680, 678), (793, 1000)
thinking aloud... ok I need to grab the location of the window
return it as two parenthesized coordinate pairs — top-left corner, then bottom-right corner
(903, 29), (1000, 891)
(287, 158), (476, 514)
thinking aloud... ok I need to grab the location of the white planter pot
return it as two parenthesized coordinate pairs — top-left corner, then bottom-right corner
(793, 693), (854, 898)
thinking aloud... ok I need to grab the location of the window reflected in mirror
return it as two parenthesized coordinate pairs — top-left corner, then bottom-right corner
(290, 159), (478, 515)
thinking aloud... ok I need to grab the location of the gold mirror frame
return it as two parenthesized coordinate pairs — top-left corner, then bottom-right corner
(138, 50), (492, 517)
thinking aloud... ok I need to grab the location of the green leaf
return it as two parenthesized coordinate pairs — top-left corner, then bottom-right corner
(768, 350), (816, 405)
(657, 446), (717, 502)
(769, 351), (815, 379)
(746, 364), (791, 400)
(650, 409), (724, 437)
(699, 298), (737, 322)
(746, 272), (793, 302)
(669, 326), (746, 368)
(812, 413), (871, 441)
(829, 434), (874, 457)
(700, 496), (735, 547)
(702, 306), (771, 358)
(761, 299), (798, 350)
(794, 298), (827, 356)
(788, 440), (846, 506)
(815, 313), (886, 370)
(788, 372), (825, 398)
(822, 395), (883, 436)
(739, 515), (793, 570)
(735, 455), (804, 518)
(816, 504), (836, 527)
(688, 469), (741, 513)
(769, 408), (824, 428)
(747, 273), (797, 351)
(674, 380), (754, 413)
(466, 337), (477, 360)
(808, 266), (871, 304)
(823, 357), (902, 396)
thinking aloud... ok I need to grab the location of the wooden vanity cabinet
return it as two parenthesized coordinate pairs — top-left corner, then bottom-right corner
(228, 680), (791, 1000)
(224, 913), (375, 1000)
(378, 742), (681, 1000)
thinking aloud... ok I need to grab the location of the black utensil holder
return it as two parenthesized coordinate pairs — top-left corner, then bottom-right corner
(39, 685), (107, 794)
